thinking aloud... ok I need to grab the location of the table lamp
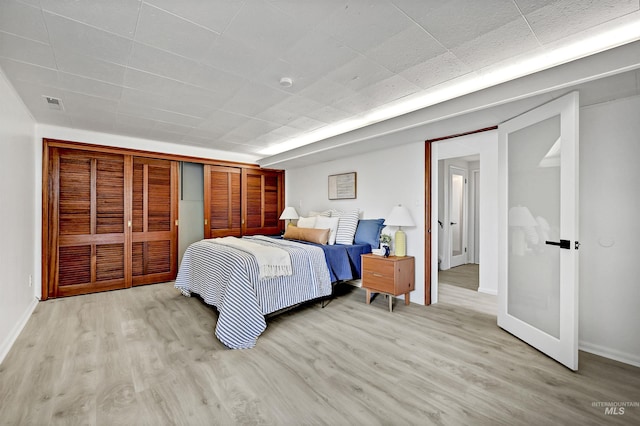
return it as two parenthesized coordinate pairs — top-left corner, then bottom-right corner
(384, 204), (415, 257)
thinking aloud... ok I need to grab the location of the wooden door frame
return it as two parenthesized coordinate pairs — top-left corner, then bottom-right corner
(425, 126), (497, 306)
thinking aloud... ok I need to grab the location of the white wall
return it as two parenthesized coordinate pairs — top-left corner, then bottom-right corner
(433, 131), (499, 297)
(579, 95), (640, 367)
(285, 143), (426, 304)
(0, 71), (38, 364)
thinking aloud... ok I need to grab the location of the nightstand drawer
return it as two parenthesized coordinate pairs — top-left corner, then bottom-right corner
(361, 256), (394, 276)
(362, 270), (394, 293)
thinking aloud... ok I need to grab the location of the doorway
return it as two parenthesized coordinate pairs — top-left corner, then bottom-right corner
(437, 156), (480, 293)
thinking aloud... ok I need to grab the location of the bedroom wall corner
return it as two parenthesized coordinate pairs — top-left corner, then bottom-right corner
(0, 67), (38, 364)
(284, 142), (426, 305)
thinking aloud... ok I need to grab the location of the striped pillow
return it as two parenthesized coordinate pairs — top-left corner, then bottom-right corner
(335, 209), (360, 245)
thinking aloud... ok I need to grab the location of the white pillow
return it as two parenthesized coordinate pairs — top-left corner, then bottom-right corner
(335, 209), (360, 245)
(315, 216), (340, 245)
(296, 216), (316, 228)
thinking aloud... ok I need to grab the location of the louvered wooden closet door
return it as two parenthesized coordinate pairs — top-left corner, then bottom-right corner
(204, 165), (241, 238)
(131, 157), (178, 286)
(48, 148), (129, 297)
(242, 169), (283, 236)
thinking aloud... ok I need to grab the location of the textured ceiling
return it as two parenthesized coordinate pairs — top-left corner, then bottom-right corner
(1, 0), (639, 160)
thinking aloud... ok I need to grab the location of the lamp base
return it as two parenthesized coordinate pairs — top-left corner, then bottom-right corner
(395, 229), (407, 257)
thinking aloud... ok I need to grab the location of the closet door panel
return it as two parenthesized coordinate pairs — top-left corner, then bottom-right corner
(131, 157), (178, 286)
(50, 148), (128, 297)
(204, 165), (241, 238)
(242, 169), (284, 236)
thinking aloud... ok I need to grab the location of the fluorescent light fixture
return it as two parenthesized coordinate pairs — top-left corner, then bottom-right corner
(260, 18), (640, 157)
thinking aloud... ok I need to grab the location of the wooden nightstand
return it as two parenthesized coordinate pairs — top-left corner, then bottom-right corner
(361, 254), (415, 312)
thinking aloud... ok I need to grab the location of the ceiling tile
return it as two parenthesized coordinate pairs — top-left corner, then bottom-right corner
(334, 74), (421, 114)
(0, 0), (48, 42)
(451, 18), (539, 69)
(325, 55), (395, 91)
(0, 32), (56, 68)
(222, 118), (282, 141)
(221, 81), (291, 116)
(202, 35), (273, 79)
(123, 68), (188, 98)
(127, 42), (198, 82)
(0, 58), (58, 85)
(287, 115), (326, 131)
(57, 72), (122, 101)
(134, 3), (218, 60)
(399, 52), (472, 89)
(70, 113), (117, 133)
(304, 105), (352, 123)
(53, 49), (127, 85)
(43, 12), (133, 65)
(195, 109), (250, 135)
(144, 0), (242, 34)
(185, 63), (246, 100)
(119, 88), (217, 119)
(297, 77), (358, 106)
(39, 0), (141, 39)
(267, 0), (346, 30)
(279, 31), (359, 80)
(223, 0), (309, 56)
(321, 0), (412, 52)
(62, 91), (119, 116)
(364, 24), (446, 73)
(393, 0), (521, 49)
(523, 0), (640, 44)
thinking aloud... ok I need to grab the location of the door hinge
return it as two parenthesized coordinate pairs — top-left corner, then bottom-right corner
(464, 247), (467, 253)
(175, 220), (179, 226)
(575, 241), (580, 250)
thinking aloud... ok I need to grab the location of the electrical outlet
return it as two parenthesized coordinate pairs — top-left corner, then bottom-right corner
(28, 275), (32, 287)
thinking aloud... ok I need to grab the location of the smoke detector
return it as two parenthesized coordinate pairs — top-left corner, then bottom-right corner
(279, 77), (293, 88)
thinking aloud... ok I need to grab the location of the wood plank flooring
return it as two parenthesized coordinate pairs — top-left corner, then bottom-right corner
(1, 282), (639, 425)
(439, 264), (479, 291)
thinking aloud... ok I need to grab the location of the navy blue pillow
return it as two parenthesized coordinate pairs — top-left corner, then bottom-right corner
(354, 219), (385, 249)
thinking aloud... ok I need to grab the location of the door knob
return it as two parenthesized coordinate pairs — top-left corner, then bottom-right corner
(450, 222), (457, 225)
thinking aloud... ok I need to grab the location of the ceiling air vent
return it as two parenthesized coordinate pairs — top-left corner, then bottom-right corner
(43, 96), (63, 111)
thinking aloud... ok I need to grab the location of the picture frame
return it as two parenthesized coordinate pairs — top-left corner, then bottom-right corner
(328, 172), (357, 200)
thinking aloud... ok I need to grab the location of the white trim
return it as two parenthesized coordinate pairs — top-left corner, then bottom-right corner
(0, 298), (38, 365)
(580, 341), (640, 368)
(478, 287), (497, 296)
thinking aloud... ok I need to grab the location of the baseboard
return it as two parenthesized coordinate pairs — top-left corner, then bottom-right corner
(0, 298), (38, 365)
(478, 287), (497, 296)
(579, 340), (640, 368)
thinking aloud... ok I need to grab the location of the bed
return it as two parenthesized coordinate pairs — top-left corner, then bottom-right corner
(175, 235), (371, 349)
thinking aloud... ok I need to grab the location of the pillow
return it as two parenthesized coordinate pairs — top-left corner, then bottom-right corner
(296, 216), (316, 228)
(314, 216), (340, 245)
(354, 219), (385, 249)
(283, 224), (330, 245)
(335, 209), (360, 245)
(328, 209), (343, 217)
(308, 210), (331, 217)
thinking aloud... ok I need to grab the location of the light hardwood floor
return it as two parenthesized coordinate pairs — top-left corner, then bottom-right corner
(1, 282), (639, 425)
(439, 264), (479, 291)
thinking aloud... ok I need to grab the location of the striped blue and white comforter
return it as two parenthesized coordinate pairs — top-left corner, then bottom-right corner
(175, 236), (331, 349)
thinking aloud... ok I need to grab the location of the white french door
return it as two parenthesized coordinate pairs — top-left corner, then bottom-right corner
(498, 91), (579, 370)
(449, 165), (467, 268)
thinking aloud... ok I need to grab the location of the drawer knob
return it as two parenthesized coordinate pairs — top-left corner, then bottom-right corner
(372, 273), (384, 277)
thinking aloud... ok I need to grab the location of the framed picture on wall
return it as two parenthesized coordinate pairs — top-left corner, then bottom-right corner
(328, 172), (357, 200)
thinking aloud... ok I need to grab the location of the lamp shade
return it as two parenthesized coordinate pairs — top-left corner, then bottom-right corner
(279, 206), (299, 221)
(384, 204), (415, 227)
